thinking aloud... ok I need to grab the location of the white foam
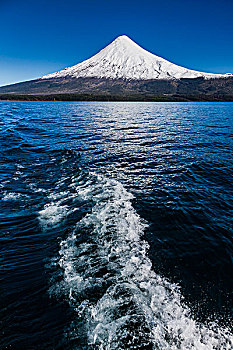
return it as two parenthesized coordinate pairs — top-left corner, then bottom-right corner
(51, 174), (233, 349)
(38, 202), (68, 229)
(38, 183), (76, 229)
(2, 191), (28, 201)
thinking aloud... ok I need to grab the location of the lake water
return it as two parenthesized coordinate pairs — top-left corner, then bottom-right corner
(1, 101), (233, 349)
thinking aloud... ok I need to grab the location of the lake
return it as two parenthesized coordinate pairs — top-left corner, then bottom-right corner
(1, 101), (233, 349)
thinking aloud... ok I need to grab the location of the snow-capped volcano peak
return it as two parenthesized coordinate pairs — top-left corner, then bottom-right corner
(41, 35), (231, 80)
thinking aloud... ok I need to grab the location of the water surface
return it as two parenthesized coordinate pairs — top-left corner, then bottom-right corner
(1, 101), (233, 349)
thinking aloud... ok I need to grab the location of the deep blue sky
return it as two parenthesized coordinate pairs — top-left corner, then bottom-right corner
(0, 0), (233, 86)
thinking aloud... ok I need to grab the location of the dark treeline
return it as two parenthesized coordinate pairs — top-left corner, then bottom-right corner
(0, 93), (233, 102)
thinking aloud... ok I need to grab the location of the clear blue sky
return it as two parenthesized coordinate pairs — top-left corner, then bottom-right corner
(0, 0), (233, 86)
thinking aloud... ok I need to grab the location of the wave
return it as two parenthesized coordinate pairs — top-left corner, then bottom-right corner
(47, 173), (233, 349)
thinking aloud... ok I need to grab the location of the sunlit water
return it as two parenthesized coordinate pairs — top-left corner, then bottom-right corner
(1, 101), (233, 349)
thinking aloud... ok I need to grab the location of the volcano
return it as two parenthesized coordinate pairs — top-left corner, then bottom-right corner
(0, 35), (232, 101)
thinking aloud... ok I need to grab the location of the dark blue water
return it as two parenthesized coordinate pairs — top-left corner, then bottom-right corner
(1, 101), (233, 349)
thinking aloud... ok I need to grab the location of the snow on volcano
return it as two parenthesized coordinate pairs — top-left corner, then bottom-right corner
(41, 35), (232, 81)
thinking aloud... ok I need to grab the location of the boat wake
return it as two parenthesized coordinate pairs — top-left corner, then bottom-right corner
(42, 172), (232, 349)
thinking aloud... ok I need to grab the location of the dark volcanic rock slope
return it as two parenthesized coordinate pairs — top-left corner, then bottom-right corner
(0, 77), (233, 101)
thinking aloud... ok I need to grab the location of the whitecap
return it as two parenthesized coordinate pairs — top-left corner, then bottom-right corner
(38, 203), (68, 229)
(2, 191), (28, 201)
